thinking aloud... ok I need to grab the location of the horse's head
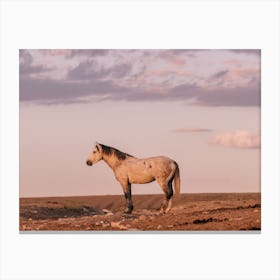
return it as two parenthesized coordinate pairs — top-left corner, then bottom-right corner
(86, 143), (103, 166)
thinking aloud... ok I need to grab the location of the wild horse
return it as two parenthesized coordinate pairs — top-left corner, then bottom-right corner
(86, 143), (180, 214)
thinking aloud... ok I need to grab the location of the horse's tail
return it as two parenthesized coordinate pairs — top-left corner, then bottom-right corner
(173, 162), (180, 200)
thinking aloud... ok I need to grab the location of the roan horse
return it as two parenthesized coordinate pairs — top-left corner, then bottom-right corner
(86, 143), (180, 214)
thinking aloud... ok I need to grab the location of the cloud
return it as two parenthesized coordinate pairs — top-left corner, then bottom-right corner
(66, 49), (109, 58)
(210, 130), (260, 149)
(67, 60), (98, 80)
(109, 63), (132, 78)
(173, 128), (213, 133)
(20, 50), (33, 65)
(230, 49), (261, 55)
(210, 70), (229, 80)
(67, 60), (132, 80)
(19, 76), (128, 103)
(20, 50), (53, 76)
(170, 82), (260, 107)
(39, 50), (73, 56)
(20, 75), (260, 106)
(19, 49), (261, 106)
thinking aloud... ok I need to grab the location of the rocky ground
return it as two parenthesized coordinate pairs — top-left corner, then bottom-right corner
(20, 193), (261, 231)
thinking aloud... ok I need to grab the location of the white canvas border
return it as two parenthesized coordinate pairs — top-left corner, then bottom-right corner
(1, 1), (279, 279)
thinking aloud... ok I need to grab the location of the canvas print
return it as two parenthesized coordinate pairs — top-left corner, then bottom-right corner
(19, 49), (261, 231)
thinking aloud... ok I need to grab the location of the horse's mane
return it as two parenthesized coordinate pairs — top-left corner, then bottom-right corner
(100, 144), (133, 161)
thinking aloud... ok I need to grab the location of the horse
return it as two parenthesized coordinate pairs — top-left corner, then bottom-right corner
(86, 143), (180, 214)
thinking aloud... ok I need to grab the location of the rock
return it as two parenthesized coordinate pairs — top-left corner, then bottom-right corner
(167, 225), (174, 228)
(102, 209), (113, 215)
(139, 215), (146, 221)
(114, 212), (123, 219)
(122, 213), (138, 219)
(253, 209), (259, 213)
(141, 209), (151, 215)
(28, 218), (32, 221)
(111, 221), (128, 230)
(110, 221), (119, 227)
(157, 225), (162, 230)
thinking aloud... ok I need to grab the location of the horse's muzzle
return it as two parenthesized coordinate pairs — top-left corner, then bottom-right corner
(86, 160), (92, 166)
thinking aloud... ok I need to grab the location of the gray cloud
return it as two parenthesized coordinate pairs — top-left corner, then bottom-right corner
(20, 52), (137, 103)
(20, 50), (32, 65)
(110, 63), (132, 78)
(20, 76), (128, 103)
(170, 82), (260, 107)
(64, 49), (261, 58)
(196, 86), (260, 107)
(230, 49), (261, 55)
(67, 60), (97, 80)
(210, 70), (229, 80)
(20, 50), (53, 76)
(20, 74), (260, 106)
(67, 59), (132, 81)
(66, 49), (109, 58)
(19, 49), (261, 106)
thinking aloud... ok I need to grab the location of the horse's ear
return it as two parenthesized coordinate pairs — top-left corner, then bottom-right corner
(96, 142), (102, 152)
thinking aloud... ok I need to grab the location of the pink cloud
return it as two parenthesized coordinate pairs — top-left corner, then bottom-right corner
(20, 49), (260, 106)
(173, 128), (212, 133)
(39, 50), (72, 56)
(210, 130), (260, 149)
(164, 54), (186, 66)
(224, 59), (239, 66)
(229, 68), (260, 79)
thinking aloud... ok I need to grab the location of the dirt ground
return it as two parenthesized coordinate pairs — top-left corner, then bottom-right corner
(20, 193), (261, 231)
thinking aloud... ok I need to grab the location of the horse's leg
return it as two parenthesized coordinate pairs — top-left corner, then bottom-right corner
(165, 179), (174, 213)
(158, 180), (173, 213)
(120, 182), (134, 214)
(160, 191), (168, 213)
(164, 167), (177, 213)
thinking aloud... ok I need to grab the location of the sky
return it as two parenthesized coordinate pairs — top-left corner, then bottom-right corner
(19, 49), (260, 197)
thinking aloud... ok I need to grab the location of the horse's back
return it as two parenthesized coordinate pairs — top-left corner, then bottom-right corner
(143, 155), (174, 164)
(117, 156), (176, 184)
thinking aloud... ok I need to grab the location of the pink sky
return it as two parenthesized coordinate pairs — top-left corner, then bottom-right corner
(19, 50), (260, 197)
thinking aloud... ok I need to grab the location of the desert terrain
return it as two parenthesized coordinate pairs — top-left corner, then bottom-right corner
(20, 193), (261, 231)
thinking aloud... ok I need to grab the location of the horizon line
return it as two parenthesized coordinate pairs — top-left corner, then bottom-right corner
(20, 191), (261, 199)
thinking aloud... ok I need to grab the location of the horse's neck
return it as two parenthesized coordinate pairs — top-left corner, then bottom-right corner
(102, 154), (121, 170)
